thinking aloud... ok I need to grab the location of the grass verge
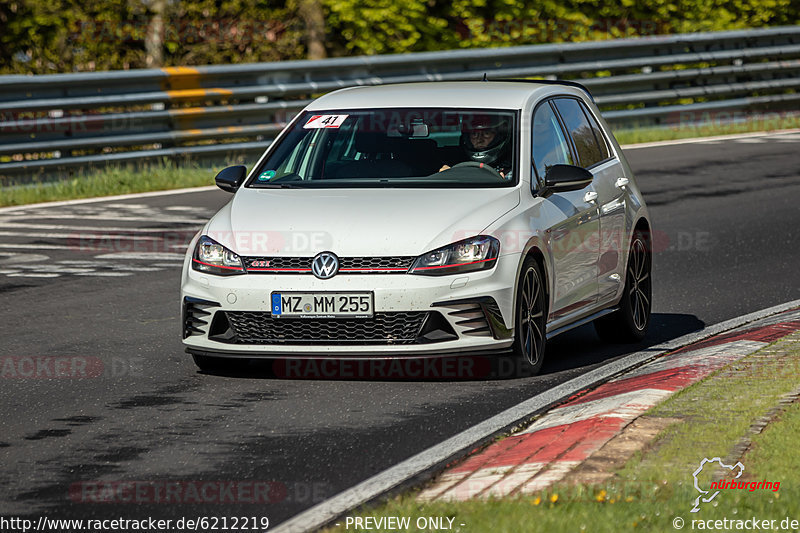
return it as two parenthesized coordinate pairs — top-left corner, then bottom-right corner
(323, 333), (800, 533)
(0, 163), (213, 207)
(614, 119), (800, 145)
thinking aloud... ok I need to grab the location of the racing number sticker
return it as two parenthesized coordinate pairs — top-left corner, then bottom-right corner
(303, 114), (349, 129)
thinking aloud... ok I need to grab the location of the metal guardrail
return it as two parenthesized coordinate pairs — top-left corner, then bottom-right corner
(1, 26), (799, 179)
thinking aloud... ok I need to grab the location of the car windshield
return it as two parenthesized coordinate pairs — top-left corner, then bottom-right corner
(248, 108), (518, 188)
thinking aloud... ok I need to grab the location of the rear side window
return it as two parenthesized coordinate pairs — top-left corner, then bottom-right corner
(582, 104), (611, 162)
(553, 98), (607, 168)
(532, 102), (573, 182)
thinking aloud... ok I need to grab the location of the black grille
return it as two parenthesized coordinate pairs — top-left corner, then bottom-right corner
(224, 311), (430, 345)
(243, 256), (415, 273)
(340, 257), (415, 270)
(245, 256), (310, 270)
(182, 297), (220, 339)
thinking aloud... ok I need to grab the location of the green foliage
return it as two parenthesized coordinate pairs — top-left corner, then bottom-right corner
(166, 0), (305, 66)
(0, 0), (799, 73)
(2, 0), (147, 72)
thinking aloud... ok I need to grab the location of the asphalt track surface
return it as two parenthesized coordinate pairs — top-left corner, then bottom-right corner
(1, 132), (799, 528)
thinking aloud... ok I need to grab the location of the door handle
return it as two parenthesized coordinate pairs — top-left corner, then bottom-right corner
(583, 191), (598, 203)
(615, 177), (629, 189)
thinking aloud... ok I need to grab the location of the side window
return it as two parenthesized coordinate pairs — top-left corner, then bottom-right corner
(553, 98), (604, 168)
(532, 102), (573, 183)
(580, 103), (611, 162)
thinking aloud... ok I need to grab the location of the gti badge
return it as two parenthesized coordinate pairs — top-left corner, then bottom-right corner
(311, 252), (339, 279)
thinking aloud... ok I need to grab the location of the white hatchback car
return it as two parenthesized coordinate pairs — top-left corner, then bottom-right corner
(181, 81), (652, 375)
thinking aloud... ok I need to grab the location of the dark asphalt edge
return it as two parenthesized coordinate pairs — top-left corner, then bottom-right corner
(272, 298), (800, 533)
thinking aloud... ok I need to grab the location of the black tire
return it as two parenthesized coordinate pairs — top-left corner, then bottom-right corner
(512, 257), (547, 375)
(594, 229), (652, 343)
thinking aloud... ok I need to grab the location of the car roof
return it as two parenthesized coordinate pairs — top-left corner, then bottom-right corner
(305, 81), (583, 111)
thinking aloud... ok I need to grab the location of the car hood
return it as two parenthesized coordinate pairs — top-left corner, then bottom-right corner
(205, 187), (520, 256)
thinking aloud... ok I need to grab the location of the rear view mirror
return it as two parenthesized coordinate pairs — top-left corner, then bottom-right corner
(410, 123), (429, 137)
(542, 164), (593, 193)
(215, 165), (247, 193)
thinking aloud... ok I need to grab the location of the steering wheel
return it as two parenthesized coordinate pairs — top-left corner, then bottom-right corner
(450, 161), (504, 179)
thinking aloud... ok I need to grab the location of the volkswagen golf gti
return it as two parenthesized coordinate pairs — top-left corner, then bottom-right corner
(181, 80), (652, 375)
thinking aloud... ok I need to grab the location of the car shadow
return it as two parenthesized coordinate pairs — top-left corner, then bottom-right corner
(542, 312), (705, 374)
(196, 312), (705, 382)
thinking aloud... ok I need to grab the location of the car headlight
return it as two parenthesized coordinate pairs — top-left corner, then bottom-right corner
(191, 235), (245, 276)
(409, 235), (500, 276)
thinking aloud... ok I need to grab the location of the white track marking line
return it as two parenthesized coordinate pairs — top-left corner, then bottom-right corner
(0, 186), (217, 214)
(94, 252), (186, 260)
(56, 260), (114, 266)
(7, 273), (60, 278)
(0, 231), (163, 241)
(102, 203), (151, 209)
(0, 253), (50, 264)
(0, 244), (79, 250)
(107, 266), (163, 272)
(13, 265), (96, 274)
(0, 214), (206, 224)
(271, 298), (800, 533)
(0, 222), (192, 233)
(75, 272), (132, 277)
(620, 128), (800, 150)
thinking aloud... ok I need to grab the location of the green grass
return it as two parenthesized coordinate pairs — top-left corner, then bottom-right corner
(323, 334), (800, 533)
(2, 116), (799, 207)
(0, 163), (215, 207)
(614, 114), (800, 145)
(745, 400), (800, 489)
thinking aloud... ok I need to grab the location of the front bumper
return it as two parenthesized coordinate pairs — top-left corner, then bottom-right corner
(180, 254), (520, 357)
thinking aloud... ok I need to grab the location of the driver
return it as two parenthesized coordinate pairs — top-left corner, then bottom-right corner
(440, 114), (512, 177)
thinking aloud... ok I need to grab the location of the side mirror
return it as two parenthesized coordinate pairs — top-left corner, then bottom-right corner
(542, 164), (593, 194)
(215, 165), (247, 193)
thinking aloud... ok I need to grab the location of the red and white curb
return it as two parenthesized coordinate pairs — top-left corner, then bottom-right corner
(418, 317), (800, 502)
(272, 301), (800, 533)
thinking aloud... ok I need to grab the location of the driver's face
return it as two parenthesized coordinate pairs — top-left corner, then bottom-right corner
(469, 129), (496, 150)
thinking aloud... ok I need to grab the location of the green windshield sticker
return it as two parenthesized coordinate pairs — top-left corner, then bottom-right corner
(258, 170), (276, 181)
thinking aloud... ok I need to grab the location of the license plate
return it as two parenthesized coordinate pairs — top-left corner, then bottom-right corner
(271, 292), (374, 318)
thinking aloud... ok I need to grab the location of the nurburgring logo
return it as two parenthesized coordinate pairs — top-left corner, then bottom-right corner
(690, 457), (781, 513)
